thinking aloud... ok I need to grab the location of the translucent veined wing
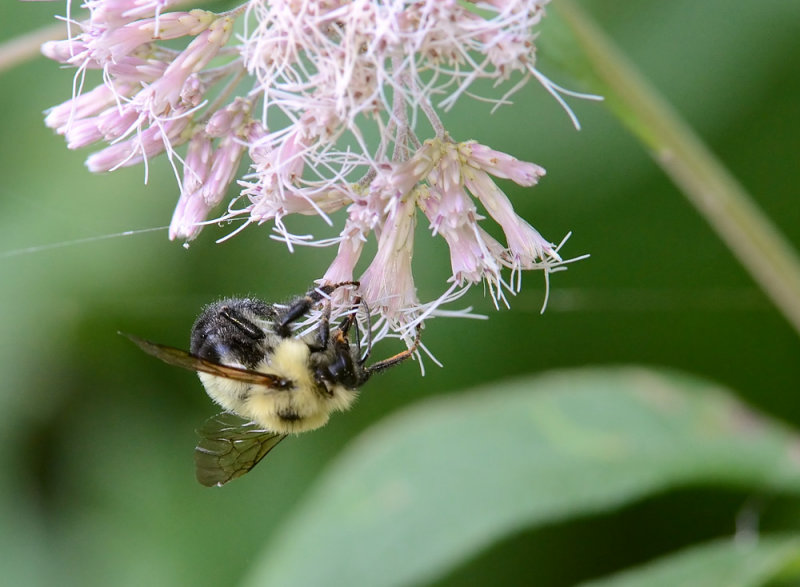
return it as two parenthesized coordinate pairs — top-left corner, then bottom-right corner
(194, 412), (287, 487)
(120, 332), (291, 389)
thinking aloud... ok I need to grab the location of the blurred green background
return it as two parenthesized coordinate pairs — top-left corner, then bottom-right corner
(1, 0), (799, 585)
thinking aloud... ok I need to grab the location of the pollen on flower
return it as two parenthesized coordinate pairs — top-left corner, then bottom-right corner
(41, 0), (598, 348)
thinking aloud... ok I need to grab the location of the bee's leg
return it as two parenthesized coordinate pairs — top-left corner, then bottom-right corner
(341, 298), (373, 367)
(277, 281), (360, 337)
(336, 295), (362, 335)
(310, 299), (332, 351)
(362, 325), (421, 379)
(220, 306), (265, 340)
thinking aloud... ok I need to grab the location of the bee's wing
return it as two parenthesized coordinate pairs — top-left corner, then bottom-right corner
(120, 332), (290, 389)
(194, 412), (287, 487)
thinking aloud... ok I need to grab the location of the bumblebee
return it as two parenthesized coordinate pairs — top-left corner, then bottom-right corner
(123, 282), (419, 486)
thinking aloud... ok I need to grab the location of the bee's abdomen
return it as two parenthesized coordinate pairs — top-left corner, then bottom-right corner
(276, 408), (301, 422)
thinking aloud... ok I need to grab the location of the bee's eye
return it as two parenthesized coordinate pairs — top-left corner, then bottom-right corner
(315, 351), (359, 389)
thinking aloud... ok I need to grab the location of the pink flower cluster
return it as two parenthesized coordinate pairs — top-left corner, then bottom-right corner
(321, 138), (570, 339)
(42, 0), (593, 340)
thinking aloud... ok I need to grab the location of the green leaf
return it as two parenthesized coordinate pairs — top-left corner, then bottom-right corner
(579, 535), (800, 587)
(244, 367), (800, 587)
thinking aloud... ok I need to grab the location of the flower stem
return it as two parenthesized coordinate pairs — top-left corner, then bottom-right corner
(550, 0), (800, 337)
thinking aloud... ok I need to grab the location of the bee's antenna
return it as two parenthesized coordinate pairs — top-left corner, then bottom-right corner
(357, 299), (373, 366)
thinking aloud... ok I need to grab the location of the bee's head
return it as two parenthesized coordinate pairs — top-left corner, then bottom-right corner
(311, 328), (369, 391)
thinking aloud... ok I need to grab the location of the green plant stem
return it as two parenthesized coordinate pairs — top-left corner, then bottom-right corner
(553, 0), (800, 337)
(0, 22), (64, 74)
